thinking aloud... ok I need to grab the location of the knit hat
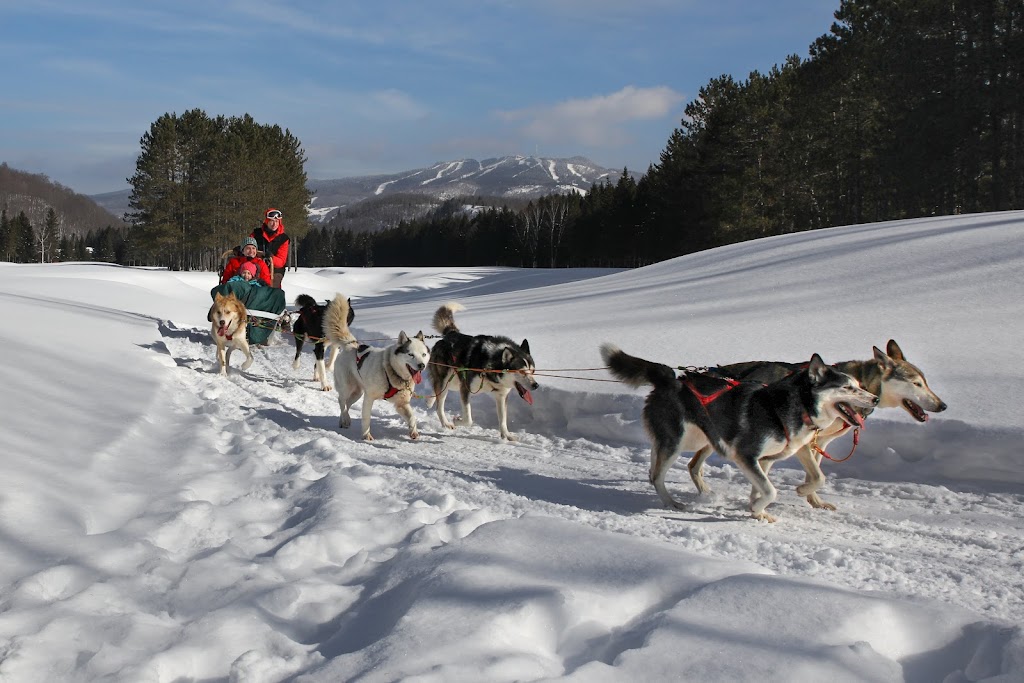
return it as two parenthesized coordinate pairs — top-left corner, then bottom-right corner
(242, 236), (258, 249)
(240, 261), (258, 277)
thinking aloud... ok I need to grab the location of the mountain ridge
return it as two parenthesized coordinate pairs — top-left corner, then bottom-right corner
(90, 155), (632, 224)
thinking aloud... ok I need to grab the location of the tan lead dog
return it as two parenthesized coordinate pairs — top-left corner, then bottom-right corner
(210, 292), (253, 376)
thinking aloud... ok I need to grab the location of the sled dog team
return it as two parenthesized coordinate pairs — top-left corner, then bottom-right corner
(210, 291), (946, 522)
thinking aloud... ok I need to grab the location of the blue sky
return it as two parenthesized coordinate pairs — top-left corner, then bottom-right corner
(1, 1), (839, 195)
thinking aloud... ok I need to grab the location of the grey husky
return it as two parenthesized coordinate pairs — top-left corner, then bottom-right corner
(322, 294), (430, 441)
(690, 340), (947, 509)
(425, 302), (538, 441)
(601, 344), (878, 522)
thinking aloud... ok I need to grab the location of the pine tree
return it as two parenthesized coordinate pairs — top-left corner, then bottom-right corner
(39, 207), (60, 263)
(13, 212), (35, 262)
(0, 209), (10, 261)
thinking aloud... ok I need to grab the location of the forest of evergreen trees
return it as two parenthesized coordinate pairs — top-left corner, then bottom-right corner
(3, 0), (1020, 269)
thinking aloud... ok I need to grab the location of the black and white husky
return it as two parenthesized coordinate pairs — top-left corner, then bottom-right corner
(323, 294), (430, 441)
(292, 293), (353, 391)
(601, 345), (878, 522)
(426, 302), (538, 441)
(689, 340), (948, 509)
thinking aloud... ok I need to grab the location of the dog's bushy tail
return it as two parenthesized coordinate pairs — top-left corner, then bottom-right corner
(601, 344), (677, 390)
(295, 293), (317, 310)
(432, 302), (465, 335)
(324, 294), (356, 346)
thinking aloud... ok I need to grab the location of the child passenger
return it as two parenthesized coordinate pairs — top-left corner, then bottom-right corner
(227, 260), (262, 285)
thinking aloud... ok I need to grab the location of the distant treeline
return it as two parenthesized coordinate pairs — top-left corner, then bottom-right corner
(298, 184), (648, 268)
(0, 208), (128, 263)
(298, 0), (1024, 268)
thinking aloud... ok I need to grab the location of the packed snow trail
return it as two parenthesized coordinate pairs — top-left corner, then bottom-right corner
(159, 324), (1024, 627)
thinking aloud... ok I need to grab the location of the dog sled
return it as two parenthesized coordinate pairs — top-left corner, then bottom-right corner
(212, 245), (290, 344)
(210, 281), (288, 344)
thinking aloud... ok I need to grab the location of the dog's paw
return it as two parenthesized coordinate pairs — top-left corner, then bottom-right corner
(806, 494), (837, 511)
(409, 430), (419, 440)
(320, 384), (333, 392)
(363, 433), (374, 441)
(292, 359), (300, 370)
(500, 433), (517, 442)
(795, 481), (822, 496)
(751, 511), (777, 523)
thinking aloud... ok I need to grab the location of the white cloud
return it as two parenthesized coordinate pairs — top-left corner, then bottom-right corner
(41, 57), (122, 80)
(497, 85), (684, 147)
(359, 89), (432, 121)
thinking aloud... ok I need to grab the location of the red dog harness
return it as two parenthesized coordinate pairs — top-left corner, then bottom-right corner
(680, 375), (741, 406)
(357, 348), (399, 399)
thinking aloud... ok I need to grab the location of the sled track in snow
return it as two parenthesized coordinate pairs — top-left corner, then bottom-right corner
(165, 325), (1024, 626)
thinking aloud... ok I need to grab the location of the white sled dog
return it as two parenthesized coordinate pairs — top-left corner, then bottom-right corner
(602, 344), (878, 522)
(426, 302), (538, 441)
(323, 294), (430, 440)
(210, 292), (253, 376)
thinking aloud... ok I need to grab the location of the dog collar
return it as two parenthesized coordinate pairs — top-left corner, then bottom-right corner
(778, 410), (816, 450)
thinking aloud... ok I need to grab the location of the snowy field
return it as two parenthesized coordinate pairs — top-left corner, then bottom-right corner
(0, 211), (1022, 682)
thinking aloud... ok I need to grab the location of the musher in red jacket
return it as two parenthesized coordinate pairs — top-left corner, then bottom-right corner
(251, 207), (290, 288)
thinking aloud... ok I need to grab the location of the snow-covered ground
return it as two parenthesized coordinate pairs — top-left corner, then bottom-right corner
(0, 211), (1022, 682)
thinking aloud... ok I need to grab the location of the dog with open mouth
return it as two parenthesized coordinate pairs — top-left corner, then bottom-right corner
(426, 302), (538, 441)
(602, 345), (878, 522)
(688, 339), (947, 510)
(210, 292), (254, 376)
(323, 294), (430, 441)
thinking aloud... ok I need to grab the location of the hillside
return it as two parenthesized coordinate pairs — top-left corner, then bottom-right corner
(0, 163), (124, 236)
(90, 155), (631, 227)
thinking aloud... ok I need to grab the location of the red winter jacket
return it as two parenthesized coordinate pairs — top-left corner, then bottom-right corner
(251, 221), (290, 271)
(221, 255), (272, 286)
